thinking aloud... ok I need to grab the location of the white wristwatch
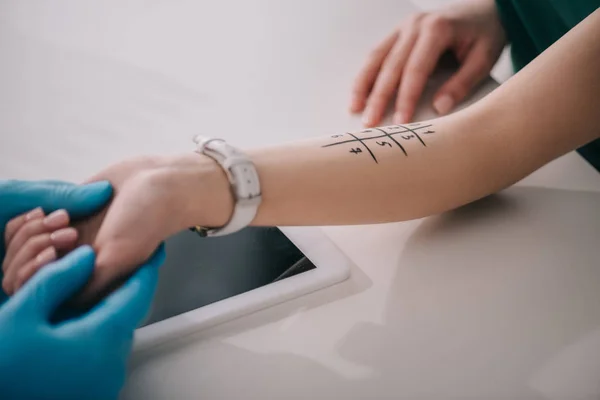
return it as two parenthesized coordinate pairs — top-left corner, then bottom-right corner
(191, 135), (262, 237)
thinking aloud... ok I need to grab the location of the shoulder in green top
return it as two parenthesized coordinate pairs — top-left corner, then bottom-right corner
(495, 0), (600, 170)
(495, 0), (600, 70)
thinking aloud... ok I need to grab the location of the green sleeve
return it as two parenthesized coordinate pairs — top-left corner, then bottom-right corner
(494, 0), (600, 171)
(495, 0), (599, 71)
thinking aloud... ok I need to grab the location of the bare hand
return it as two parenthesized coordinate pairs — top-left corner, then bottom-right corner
(4, 154), (230, 305)
(2, 158), (173, 303)
(350, 0), (506, 126)
(72, 156), (186, 304)
(2, 208), (79, 295)
(2, 156), (187, 304)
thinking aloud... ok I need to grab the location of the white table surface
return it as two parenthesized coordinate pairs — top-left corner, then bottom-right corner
(1, 1), (599, 399)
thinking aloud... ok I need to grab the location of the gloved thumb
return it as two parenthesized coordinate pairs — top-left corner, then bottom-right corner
(78, 244), (165, 333)
(0, 180), (113, 221)
(15, 246), (96, 318)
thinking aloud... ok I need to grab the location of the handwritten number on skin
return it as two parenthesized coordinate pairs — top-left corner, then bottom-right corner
(322, 124), (435, 164)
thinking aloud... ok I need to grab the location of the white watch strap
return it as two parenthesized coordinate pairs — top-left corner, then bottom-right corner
(192, 137), (261, 237)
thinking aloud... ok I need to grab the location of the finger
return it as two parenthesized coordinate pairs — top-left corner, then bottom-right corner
(14, 246), (57, 292)
(72, 239), (144, 306)
(4, 209), (71, 272)
(42, 181), (113, 220)
(3, 228), (78, 295)
(350, 30), (399, 113)
(5, 210), (70, 262)
(432, 40), (493, 116)
(0, 180), (110, 264)
(455, 41), (472, 63)
(72, 244), (165, 333)
(4, 208), (44, 245)
(14, 246), (95, 317)
(363, 28), (419, 127)
(1, 180), (113, 221)
(394, 24), (451, 123)
(3, 209), (46, 270)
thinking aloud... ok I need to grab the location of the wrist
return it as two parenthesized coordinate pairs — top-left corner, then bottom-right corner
(157, 153), (234, 233)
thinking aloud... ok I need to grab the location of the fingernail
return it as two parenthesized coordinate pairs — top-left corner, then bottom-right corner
(362, 108), (375, 127)
(50, 227), (78, 245)
(43, 209), (69, 229)
(433, 94), (454, 115)
(36, 246), (57, 264)
(350, 97), (364, 113)
(25, 207), (44, 221)
(393, 111), (407, 124)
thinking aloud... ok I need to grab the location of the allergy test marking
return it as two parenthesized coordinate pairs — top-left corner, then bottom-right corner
(322, 123), (435, 163)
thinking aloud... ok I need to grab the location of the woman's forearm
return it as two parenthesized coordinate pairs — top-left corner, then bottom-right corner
(249, 113), (498, 226)
(471, 7), (600, 170)
(171, 9), (600, 230)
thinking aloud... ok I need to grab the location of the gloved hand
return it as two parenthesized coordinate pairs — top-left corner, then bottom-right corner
(0, 245), (164, 400)
(0, 180), (113, 304)
(0, 179), (113, 264)
(0, 180), (164, 399)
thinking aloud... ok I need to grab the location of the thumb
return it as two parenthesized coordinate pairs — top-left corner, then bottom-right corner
(0, 180), (113, 221)
(15, 246), (96, 318)
(432, 41), (493, 116)
(0, 180), (112, 261)
(38, 180), (113, 220)
(74, 244), (165, 333)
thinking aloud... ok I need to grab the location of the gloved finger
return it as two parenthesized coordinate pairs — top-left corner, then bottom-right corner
(432, 40), (494, 116)
(0, 180), (110, 263)
(394, 22), (451, 124)
(350, 29), (400, 114)
(75, 245), (165, 333)
(14, 246), (95, 318)
(4, 229), (78, 295)
(0, 180), (112, 223)
(4, 209), (69, 273)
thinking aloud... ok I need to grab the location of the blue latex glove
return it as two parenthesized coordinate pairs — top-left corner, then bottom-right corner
(0, 245), (165, 400)
(0, 179), (113, 263)
(0, 180), (164, 399)
(0, 179), (112, 304)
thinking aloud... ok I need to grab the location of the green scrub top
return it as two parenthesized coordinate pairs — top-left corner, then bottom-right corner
(495, 0), (600, 170)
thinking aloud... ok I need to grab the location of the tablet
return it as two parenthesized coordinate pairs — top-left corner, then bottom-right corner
(135, 226), (351, 351)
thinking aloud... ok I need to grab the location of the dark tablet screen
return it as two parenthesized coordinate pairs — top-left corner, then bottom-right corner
(142, 227), (315, 326)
